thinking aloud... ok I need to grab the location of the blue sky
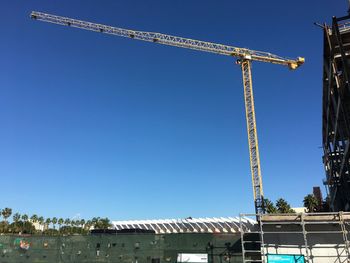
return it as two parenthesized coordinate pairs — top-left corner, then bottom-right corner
(0, 1), (347, 221)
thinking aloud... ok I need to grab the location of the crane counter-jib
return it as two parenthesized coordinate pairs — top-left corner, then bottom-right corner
(29, 10), (305, 214)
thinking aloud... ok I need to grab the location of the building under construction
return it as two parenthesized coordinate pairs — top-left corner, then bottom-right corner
(2, 4), (350, 263)
(0, 213), (350, 263)
(322, 12), (350, 212)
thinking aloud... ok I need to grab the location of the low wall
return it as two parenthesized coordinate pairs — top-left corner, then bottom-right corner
(0, 233), (243, 263)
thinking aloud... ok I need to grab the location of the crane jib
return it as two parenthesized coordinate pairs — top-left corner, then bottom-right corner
(30, 11), (304, 69)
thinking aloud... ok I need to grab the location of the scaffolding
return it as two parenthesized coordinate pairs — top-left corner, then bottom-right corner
(322, 12), (350, 212)
(240, 212), (350, 263)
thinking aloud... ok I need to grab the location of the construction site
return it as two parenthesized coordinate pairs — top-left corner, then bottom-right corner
(1, 2), (350, 263)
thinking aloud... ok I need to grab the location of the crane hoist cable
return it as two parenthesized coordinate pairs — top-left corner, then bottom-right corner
(30, 11), (305, 214)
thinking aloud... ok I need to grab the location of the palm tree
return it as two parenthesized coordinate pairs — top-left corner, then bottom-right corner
(2, 208), (12, 222)
(264, 198), (277, 214)
(64, 218), (71, 227)
(45, 218), (51, 229)
(22, 214), (28, 222)
(91, 217), (100, 228)
(52, 217), (58, 229)
(30, 214), (38, 231)
(80, 219), (85, 228)
(84, 220), (92, 230)
(98, 218), (112, 229)
(13, 213), (21, 223)
(303, 194), (319, 212)
(12, 213), (21, 234)
(276, 198), (295, 213)
(58, 218), (64, 230)
(38, 216), (44, 230)
(30, 214), (38, 223)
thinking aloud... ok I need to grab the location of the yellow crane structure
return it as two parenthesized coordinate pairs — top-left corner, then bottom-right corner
(30, 11), (304, 214)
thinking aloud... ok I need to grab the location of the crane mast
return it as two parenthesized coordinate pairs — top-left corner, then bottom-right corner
(240, 59), (264, 212)
(30, 11), (304, 214)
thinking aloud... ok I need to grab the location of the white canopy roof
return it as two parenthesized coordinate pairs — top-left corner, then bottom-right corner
(112, 216), (255, 234)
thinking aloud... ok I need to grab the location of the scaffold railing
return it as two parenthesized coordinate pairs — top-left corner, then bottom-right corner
(240, 212), (350, 263)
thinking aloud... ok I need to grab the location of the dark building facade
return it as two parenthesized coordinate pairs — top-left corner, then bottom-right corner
(322, 13), (350, 211)
(313, 186), (323, 211)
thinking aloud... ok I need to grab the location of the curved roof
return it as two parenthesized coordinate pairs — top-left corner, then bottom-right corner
(112, 217), (255, 234)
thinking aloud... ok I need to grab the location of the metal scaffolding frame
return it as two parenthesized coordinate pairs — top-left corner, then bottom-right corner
(322, 13), (350, 211)
(239, 212), (350, 263)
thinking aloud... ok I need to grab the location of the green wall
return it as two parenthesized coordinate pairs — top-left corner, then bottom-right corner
(0, 233), (243, 263)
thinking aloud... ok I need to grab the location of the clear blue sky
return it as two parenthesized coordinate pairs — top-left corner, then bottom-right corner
(0, 1), (347, 221)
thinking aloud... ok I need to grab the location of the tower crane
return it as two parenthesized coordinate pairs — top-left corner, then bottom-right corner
(30, 11), (304, 214)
